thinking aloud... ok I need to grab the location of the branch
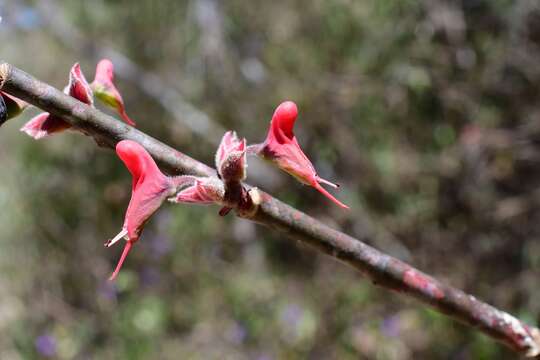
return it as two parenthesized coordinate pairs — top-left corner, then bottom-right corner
(1, 62), (539, 357)
(22, 0), (410, 262)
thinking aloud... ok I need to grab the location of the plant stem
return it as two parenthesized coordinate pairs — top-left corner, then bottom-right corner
(1, 62), (539, 357)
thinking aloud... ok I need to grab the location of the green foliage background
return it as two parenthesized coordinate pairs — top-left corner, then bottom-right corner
(1, 0), (539, 358)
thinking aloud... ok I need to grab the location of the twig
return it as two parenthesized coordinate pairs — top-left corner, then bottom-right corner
(1, 62), (539, 357)
(27, 0), (411, 260)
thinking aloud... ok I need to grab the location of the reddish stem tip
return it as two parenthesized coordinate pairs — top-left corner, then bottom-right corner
(313, 182), (349, 209)
(108, 241), (133, 281)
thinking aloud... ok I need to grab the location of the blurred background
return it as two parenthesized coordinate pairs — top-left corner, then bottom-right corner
(1, 0), (539, 358)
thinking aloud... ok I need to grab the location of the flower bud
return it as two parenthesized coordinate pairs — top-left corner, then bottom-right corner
(215, 131), (247, 182)
(21, 63), (93, 139)
(254, 101), (348, 209)
(106, 140), (178, 280)
(91, 59), (136, 126)
(171, 176), (225, 205)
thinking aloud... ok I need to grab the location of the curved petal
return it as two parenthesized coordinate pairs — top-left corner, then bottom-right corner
(216, 131), (247, 181)
(107, 140), (173, 279)
(20, 113), (70, 139)
(115, 140), (171, 241)
(66, 63), (94, 105)
(92, 59), (136, 126)
(258, 101), (348, 209)
(116, 140), (161, 191)
(171, 177), (224, 205)
(269, 101), (298, 144)
(109, 241), (133, 281)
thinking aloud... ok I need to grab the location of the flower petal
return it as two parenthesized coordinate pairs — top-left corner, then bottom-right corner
(257, 101), (348, 209)
(116, 140), (164, 191)
(215, 131), (235, 166)
(216, 131), (247, 182)
(107, 141), (174, 279)
(65, 63), (94, 105)
(115, 140), (172, 240)
(109, 241), (133, 281)
(270, 101), (298, 143)
(171, 176), (224, 205)
(21, 63), (92, 139)
(311, 182), (349, 209)
(20, 113), (70, 139)
(92, 59), (136, 126)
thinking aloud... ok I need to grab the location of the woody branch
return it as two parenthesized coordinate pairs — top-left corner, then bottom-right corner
(1, 62), (539, 357)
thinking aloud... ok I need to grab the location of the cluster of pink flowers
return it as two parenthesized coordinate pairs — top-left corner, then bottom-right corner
(104, 101), (348, 279)
(20, 59), (135, 139)
(3, 61), (347, 280)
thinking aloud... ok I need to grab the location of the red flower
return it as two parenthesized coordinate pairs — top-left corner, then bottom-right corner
(255, 101), (349, 209)
(20, 63), (93, 139)
(106, 140), (178, 280)
(91, 59), (136, 126)
(215, 131), (247, 182)
(64, 63), (94, 106)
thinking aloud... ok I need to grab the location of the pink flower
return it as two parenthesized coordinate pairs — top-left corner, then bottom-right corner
(91, 59), (136, 126)
(171, 176), (225, 205)
(20, 63), (93, 139)
(0, 92), (27, 126)
(64, 63), (94, 106)
(215, 131), (247, 182)
(106, 140), (178, 280)
(254, 101), (349, 209)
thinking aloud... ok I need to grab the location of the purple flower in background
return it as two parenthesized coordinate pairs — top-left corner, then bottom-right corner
(140, 267), (161, 287)
(148, 234), (173, 259)
(98, 281), (118, 301)
(281, 303), (303, 330)
(226, 321), (247, 345)
(381, 314), (401, 338)
(35, 334), (56, 358)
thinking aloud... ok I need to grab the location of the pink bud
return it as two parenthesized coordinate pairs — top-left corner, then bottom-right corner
(19, 112), (71, 139)
(171, 176), (225, 205)
(64, 63), (94, 106)
(215, 131), (247, 182)
(106, 140), (177, 280)
(91, 59), (136, 126)
(21, 63), (93, 139)
(256, 101), (349, 209)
